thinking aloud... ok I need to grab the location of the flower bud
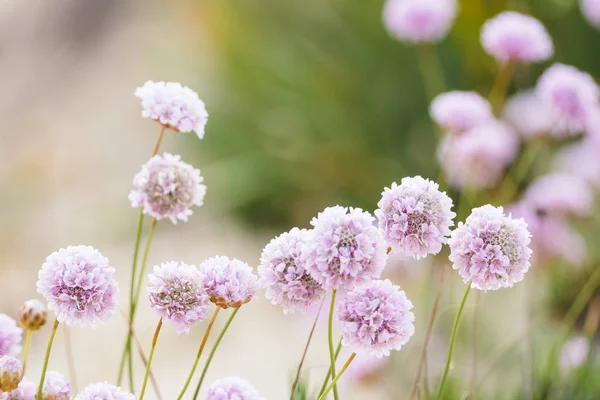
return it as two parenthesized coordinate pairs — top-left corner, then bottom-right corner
(18, 299), (48, 331)
(0, 356), (23, 392)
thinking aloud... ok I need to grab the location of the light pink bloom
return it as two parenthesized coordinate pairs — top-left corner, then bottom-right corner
(430, 91), (493, 134)
(503, 90), (556, 139)
(18, 299), (47, 331)
(205, 377), (263, 400)
(581, 0), (600, 28)
(346, 354), (388, 383)
(42, 371), (70, 400)
(0, 315), (22, 357)
(200, 256), (258, 309)
(0, 356), (22, 392)
(74, 382), (135, 400)
(383, 0), (458, 43)
(524, 173), (594, 217)
(0, 378), (35, 400)
(560, 336), (589, 373)
(554, 138), (600, 188)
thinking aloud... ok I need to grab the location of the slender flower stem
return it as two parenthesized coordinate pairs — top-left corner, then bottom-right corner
(63, 326), (78, 394)
(471, 291), (481, 400)
(152, 126), (166, 157)
(437, 283), (472, 400)
(177, 307), (222, 400)
(37, 319), (59, 400)
(134, 218), (158, 305)
(192, 309), (240, 400)
(409, 263), (448, 400)
(317, 353), (356, 400)
(317, 338), (342, 398)
(140, 318), (163, 400)
(21, 330), (32, 373)
(129, 318), (163, 400)
(489, 61), (516, 114)
(290, 299), (325, 400)
(416, 44), (446, 139)
(327, 290), (339, 400)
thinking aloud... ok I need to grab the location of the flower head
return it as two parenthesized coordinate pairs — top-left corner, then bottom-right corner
(205, 377), (263, 400)
(37, 246), (118, 328)
(536, 64), (599, 135)
(429, 91), (493, 134)
(302, 206), (387, 290)
(135, 80), (208, 138)
(337, 279), (415, 358)
(200, 257), (258, 309)
(523, 173), (594, 217)
(449, 205), (532, 291)
(481, 11), (553, 64)
(148, 261), (209, 334)
(582, 0), (600, 28)
(560, 336), (589, 373)
(0, 315), (22, 357)
(41, 372), (70, 400)
(129, 152), (207, 224)
(0, 356), (22, 392)
(258, 228), (325, 314)
(74, 382), (135, 400)
(503, 90), (556, 139)
(346, 354), (388, 384)
(554, 138), (600, 188)
(18, 300), (47, 331)
(383, 0), (458, 43)
(376, 177), (455, 259)
(0, 378), (35, 400)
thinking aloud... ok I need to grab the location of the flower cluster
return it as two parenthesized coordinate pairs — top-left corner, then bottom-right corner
(74, 382), (135, 400)
(205, 377), (263, 400)
(523, 173), (594, 217)
(41, 371), (70, 400)
(0, 378), (35, 400)
(503, 90), (555, 139)
(0, 315), (22, 357)
(383, 0), (458, 43)
(200, 257), (258, 309)
(430, 91), (493, 134)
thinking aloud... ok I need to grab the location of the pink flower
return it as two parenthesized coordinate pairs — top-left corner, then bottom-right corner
(481, 11), (553, 64)
(205, 377), (263, 400)
(581, 0), (600, 28)
(560, 336), (589, 373)
(200, 257), (258, 309)
(18, 299), (48, 331)
(74, 382), (135, 400)
(42, 371), (70, 400)
(346, 353), (388, 384)
(430, 91), (493, 134)
(0, 315), (22, 357)
(0, 356), (22, 392)
(503, 90), (556, 139)
(383, 0), (458, 43)
(554, 138), (600, 188)
(0, 378), (35, 400)
(523, 173), (594, 217)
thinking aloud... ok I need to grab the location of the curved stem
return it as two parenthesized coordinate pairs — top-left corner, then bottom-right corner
(140, 318), (163, 400)
(21, 330), (32, 373)
(317, 338), (342, 398)
(437, 283), (472, 400)
(317, 353), (356, 400)
(177, 307), (222, 400)
(152, 126), (166, 157)
(327, 290), (339, 400)
(37, 319), (59, 400)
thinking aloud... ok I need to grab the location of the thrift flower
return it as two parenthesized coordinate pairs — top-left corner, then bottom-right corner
(449, 205), (532, 291)
(37, 246), (118, 328)
(503, 90), (556, 139)
(337, 279), (415, 358)
(148, 261), (209, 334)
(74, 382), (135, 400)
(524, 173), (594, 217)
(0, 378), (35, 400)
(302, 206), (388, 290)
(560, 336), (590, 373)
(205, 377), (264, 400)
(18, 300), (47, 331)
(383, 0), (458, 43)
(0, 315), (22, 357)
(554, 139), (600, 188)
(258, 228), (325, 314)
(135, 80), (208, 138)
(0, 356), (22, 392)
(375, 177), (455, 259)
(346, 354), (388, 384)
(199, 257), (258, 309)
(581, 0), (600, 28)
(41, 371), (70, 400)
(129, 152), (207, 224)
(429, 91), (493, 134)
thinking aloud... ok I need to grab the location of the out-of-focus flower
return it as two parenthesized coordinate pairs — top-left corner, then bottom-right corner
(345, 354), (388, 385)
(338, 279), (415, 358)
(135, 80), (208, 138)
(449, 205), (532, 291)
(258, 228), (325, 314)
(37, 246), (118, 328)
(205, 377), (264, 400)
(481, 11), (553, 64)
(581, 0), (600, 28)
(302, 206), (388, 290)
(18, 300), (47, 331)
(382, 0), (458, 43)
(41, 371), (70, 400)
(560, 336), (589, 373)
(74, 382), (135, 400)
(503, 90), (556, 139)
(375, 177), (455, 259)
(429, 91), (493, 134)
(200, 257), (258, 309)
(129, 152), (207, 224)
(0, 378), (35, 400)
(0, 356), (22, 392)
(554, 139), (600, 188)
(523, 173), (594, 217)
(0, 316), (22, 357)
(438, 121), (519, 189)
(536, 64), (599, 135)
(148, 261), (209, 335)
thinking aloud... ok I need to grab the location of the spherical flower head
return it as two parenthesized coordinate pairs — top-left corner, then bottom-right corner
(302, 206), (388, 290)
(503, 90), (556, 139)
(148, 261), (209, 334)
(429, 91), (493, 134)
(560, 336), (589, 373)
(523, 173), (594, 217)
(258, 228), (325, 314)
(346, 354), (388, 384)
(74, 382), (135, 400)
(18, 300), (47, 331)
(0, 315), (22, 357)
(0, 357), (22, 392)
(375, 177), (455, 259)
(135, 80), (208, 138)
(337, 279), (415, 358)
(0, 378), (35, 400)
(554, 138), (600, 188)
(205, 377), (264, 400)
(383, 0), (458, 43)
(129, 152), (207, 224)
(481, 11), (553, 64)
(200, 257), (258, 309)
(449, 205), (532, 291)
(536, 64), (599, 135)
(37, 245), (118, 328)
(41, 371), (70, 400)
(582, 0), (600, 28)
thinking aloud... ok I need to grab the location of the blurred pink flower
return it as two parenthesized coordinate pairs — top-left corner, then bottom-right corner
(345, 353), (388, 384)
(554, 139), (600, 188)
(503, 90), (556, 139)
(205, 377), (263, 400)
(383, 0), (458, 43)
(581, 0), (600, 28)
(524, 173), (595, 217)
(0, 378), (35, 400)
(0, 356), (22, 392)
(430, 91), (493, 134)
(0, 315), (22, 357)
(74, 382), (134, 400)
(560, 336), (589, 373)
(42, 371), (70, 400)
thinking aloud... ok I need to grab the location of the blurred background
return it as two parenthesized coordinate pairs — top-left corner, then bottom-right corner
(2, 0), (600, 399)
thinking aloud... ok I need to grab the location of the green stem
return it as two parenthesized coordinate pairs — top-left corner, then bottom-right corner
(317, 353), (356, 400)
(177, 307), (222, 400)
(134, 218), (157, 307)
(327, 290), (339, 400)
(489, 61), (516, 115)
(317, 338), (342, 398)
(22, 329), (32, 373)
(140, 318), (163, 400)
(437, 283), (472, 400)
(416, 44), (446, 103)
(37, 319), (59, 400)
(192, 309), (240, 400)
